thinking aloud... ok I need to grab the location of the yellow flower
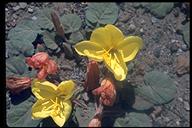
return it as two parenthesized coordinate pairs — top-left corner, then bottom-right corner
(31, 79), (75, 127)
(74, 24), (143, 81)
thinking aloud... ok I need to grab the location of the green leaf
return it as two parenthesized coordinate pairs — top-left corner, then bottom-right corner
(42, 31), (59, 51)
(60, 14), (82, 33)
(135, 71), (177, 105)
(132, 96), (154, 110)
(75, 102), (95, 127)
(114, 112), (152, 127)
(120, 84), (153, 111)
(6, 55), (36, 77)
(181, 22), (189, 46)
(143, 3), (174, 18)
(69, 31), (84, 45)
(85, 3), (119, 27)
(8, 19), (41, 57)
(7, 95), (42, 127)
(33, 8), (54, 30)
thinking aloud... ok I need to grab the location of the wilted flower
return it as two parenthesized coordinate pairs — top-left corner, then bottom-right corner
(31, 79), (75, 127)
(92, 78), (116, 106)
(84, 60), (100, 92)
(6, 76), (32, 93)
(26, 52), (57, 80)
(75, 24), (143, 81)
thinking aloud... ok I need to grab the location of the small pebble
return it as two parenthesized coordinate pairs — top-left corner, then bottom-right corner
(164, 117), (170, 122)
(13, 14), (17, 19)
(19, 2), (27, 9)
(31, 16), (37, 20)
(140, 19), (145, 24)
(139, 28), (144, 34)
(184, 101), (190, 111)
(28, 8), (33, 13)
(178, 97), (183, 102)
(5, 8), (8, 11)
(181, 44), (188, 51)
(153, 47), (161, 58)
(151, 17), (159, 23)
(13, 5), (20, 11)
(176, 120), (180, 126)
(128, 24), (136, 32)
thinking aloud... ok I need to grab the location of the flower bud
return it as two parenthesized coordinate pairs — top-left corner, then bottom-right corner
(84, 60), (100, 92)
(6, 77), (32, 93)
(92, 78), (116, 106)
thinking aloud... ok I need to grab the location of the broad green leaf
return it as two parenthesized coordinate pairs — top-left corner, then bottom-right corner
(135, 71), (177, 105)
(33, 8), (54, 30)
(6, 55), (36, 77)
(60, 14), (82, 33)
(131, 95), (154, 110)
(75, 102), (95, 127)
(42, 31), (59, 51)
(143, 3), (174, 18)
(8, 19), (41, 57)
(114, 112), (152, 127)
(120, 84), (153, 111)
(85, 3), (119, 27)
(69, 31), (84, 45)
(7, 95), (42, 127)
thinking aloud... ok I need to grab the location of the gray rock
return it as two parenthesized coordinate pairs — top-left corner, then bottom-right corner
(151, 16), (159, 23)
(153, 47), (161, 58)
(181, 44), (188, 51)
(140, 28), (144, 34)
(13, 5), (20, 11)
(164, 117), (170, 122)
(31, 16), (37, 20)
(178, 97), (183, 102)
(184, 101), (190, 111)
(140, 19), (145, 24)
(176, 120), (180, 126)
(13, 14), (17, 19)
(19, 2), (27, 9)
(28, 8), (33, 13)
(5, 8), (8, 11)
(128, 24), (136, 32)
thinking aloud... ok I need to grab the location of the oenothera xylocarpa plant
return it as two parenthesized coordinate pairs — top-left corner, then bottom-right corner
(6, 3), (176, 127)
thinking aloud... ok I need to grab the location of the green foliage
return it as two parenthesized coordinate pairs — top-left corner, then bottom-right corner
(135, 71), (176, 105)
(114, 112), (152, 127)
(8, 19), (41, 57)
(33, 8), (54, 30)
(69, 31), (84, 45)
(7, 95), (41, 127)
(75, 102), (96, 127)
(60, 14), (82, 33)
(85, 3), (119, 28)
(143, 3), (174, 18)
(6, 55), (36, 77)
(42, 31), (59, 51)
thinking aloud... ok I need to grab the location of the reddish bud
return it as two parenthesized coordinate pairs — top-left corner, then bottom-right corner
(84, 60), (100, 92)
(46, 59), (57, 74)
(25, 52), (58, 80)
(92, 78), (116, 106)
(6, 77), (32, 94)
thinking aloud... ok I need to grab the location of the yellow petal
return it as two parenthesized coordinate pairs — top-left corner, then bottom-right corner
(32, 79), (57, 100)
(32, 99), (54, 119)
(74, 41), (105, 61)
(51, 100), (72, 127)
(103, 51), (127, 81)
(105, 24), (124, 47)
(117, 36), (143, 62)
(90, 27), (112, 50)
(57, 80), (75, 100)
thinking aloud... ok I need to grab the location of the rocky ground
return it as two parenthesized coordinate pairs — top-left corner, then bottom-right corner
(5, 2), (190, 127)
